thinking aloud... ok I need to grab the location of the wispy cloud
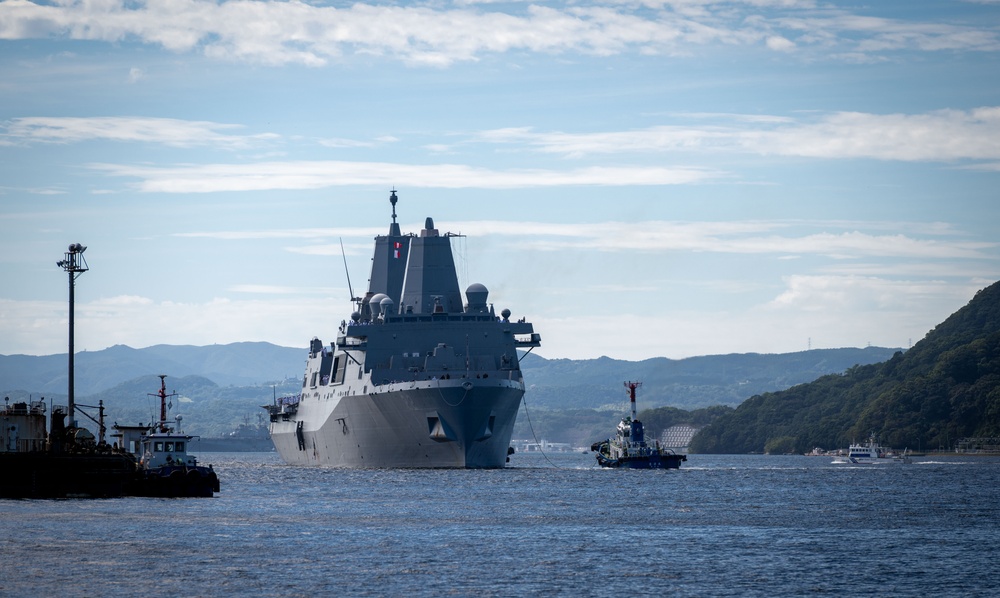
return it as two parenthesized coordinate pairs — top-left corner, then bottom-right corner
(91, 160), (720, 192)
(176, 227), (386, 240)
(13, 107), (999, 192)
(177, 218), (999, 261)
(533, 271), (981, 357)
(506, 222), (997, 260)
(0, 1), (996, 67)
(1, 116), (279, 149)
(767, 275), (964, 316)
(229, 284), (339, 295)
(15, 107), (1000, 166)
(477, 107), (1000, 163)
(0, 295), (341, 356)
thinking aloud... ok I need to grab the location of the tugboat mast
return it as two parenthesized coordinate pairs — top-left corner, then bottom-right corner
(625, 381), (642, 420)
(150, 375), (177, 433)
(56, 243), (88, 427)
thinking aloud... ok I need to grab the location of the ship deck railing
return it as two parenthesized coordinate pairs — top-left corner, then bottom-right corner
(2, 438), (48, 453)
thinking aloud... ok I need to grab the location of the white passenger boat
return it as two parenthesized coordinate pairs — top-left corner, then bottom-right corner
(832, 433), (911, 465)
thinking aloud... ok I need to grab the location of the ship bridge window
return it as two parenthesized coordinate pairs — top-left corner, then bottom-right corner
(175, 441), (185, 452)
(165, 442), (174, 452)
(154, 441), (164, 452)
(320, 351), (334, 385)
(331, 355), (347, 385)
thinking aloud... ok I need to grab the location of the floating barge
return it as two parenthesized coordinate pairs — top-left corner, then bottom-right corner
(0, 244), (218, 498)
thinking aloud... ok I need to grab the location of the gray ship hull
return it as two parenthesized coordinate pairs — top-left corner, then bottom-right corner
(271, 380), (524, 468)
(270, 380), (523, 468)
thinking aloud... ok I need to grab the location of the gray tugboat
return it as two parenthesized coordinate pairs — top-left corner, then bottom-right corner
(266, 190), (541, 468)
(591, 382), (687, 469)
(114, 376), (220, 497)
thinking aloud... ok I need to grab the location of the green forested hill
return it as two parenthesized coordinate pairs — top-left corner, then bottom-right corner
(691, 281), (1000, 454)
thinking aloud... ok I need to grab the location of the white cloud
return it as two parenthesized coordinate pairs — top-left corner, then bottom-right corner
(90, 160), (719, 192)
(508, 222), (997, 260)
(317, 137), (377, 149)
(765, 35), (795, 51)
(14, 107), (1000, 167)
(800, 13), (1000, 53)
(2, 116), (279, 149)
(175, 227), (385, 240)
(175, 218), (999, 262)
(535, 278), (965, 359)
(477, 107), (1000, 163)
(228, 284), (334, 294)
(753, 108), (1000, 161)
(28, 295), (334, 355)
(764, 275), (981, 339)
(0, 0), (995, 66)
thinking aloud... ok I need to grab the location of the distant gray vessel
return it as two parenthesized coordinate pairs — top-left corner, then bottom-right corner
(266, 191), (541, 468)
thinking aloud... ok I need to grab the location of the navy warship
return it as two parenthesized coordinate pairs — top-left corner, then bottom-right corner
(266, 191), (541, 468)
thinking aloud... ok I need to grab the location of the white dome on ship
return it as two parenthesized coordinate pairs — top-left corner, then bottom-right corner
(465, 283), (489, 312)
(369, 293), (388, 315)
(379, 296), (395, 316)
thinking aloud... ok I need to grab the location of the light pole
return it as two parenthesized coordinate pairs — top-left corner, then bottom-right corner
(56, 243), (88, 428)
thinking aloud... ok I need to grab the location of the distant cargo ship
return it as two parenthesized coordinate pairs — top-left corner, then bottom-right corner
(190, 415), (273, 452)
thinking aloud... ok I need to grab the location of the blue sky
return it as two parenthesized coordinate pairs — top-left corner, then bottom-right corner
(1, 0), (998, 361)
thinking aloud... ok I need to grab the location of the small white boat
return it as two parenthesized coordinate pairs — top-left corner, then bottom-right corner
(832, 433), (911, 465)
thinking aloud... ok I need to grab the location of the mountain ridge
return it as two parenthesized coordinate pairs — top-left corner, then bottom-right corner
(2, 343), (898, 410)
(2, 343), (901, 438)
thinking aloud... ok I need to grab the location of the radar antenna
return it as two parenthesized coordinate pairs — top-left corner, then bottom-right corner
(340, 238), (362, 310)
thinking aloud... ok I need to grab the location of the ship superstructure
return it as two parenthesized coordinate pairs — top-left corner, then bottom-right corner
(267, 191), (540, 468)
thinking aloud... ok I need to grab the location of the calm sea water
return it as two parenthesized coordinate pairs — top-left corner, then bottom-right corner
(2, 452), (998, 597)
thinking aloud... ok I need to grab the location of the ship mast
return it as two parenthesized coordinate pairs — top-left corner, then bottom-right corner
(56, 243), (88, 428)
(625, 381), (642, 420)
(389, 188), (400, 236)
(150, 375), (177, 433)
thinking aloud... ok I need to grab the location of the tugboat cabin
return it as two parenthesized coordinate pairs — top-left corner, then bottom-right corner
(142, 434), (195, 468)
(113, 423), (195, 467)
